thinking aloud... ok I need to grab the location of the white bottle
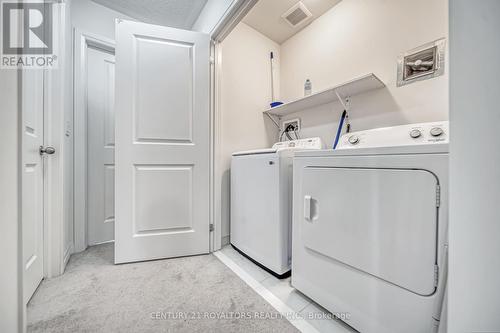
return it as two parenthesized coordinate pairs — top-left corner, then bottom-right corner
(304, 79), (312, 96)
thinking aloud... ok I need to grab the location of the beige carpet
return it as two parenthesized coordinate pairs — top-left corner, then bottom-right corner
(28, 244), (299, 333)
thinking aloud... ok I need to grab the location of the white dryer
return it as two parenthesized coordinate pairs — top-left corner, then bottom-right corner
(231, 138), (323, 277)
(292, 122), (448, 333)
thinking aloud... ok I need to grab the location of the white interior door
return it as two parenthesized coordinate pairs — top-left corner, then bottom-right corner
(22, 69), (45, 303)
(87, 46), (116, 245)
(114, 20), (210, 263)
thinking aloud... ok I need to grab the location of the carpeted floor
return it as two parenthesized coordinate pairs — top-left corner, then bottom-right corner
(27, 244), (299, 333)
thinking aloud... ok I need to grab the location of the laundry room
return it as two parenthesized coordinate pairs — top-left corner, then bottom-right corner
(3, 0), (500, 332)
(218, 0), (448, 247)
(217, 0), (450, 332)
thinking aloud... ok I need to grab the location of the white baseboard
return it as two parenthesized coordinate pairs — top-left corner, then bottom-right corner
(63, 244), (73, 271)
(221, 235), (230, 246)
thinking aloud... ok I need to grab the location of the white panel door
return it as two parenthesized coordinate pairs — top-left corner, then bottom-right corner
(87, 47), (116, 245)
(114, 20), (210, 263)
(22, 69), (45, 303)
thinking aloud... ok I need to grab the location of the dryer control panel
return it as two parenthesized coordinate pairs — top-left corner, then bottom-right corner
(338, 122), (449, 149)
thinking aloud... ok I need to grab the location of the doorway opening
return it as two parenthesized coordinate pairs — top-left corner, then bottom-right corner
(74, 32), (116, 253)
(87, 45), (116, 246)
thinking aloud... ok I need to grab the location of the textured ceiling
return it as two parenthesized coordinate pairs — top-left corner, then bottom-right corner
(90, 0), (209, 29)
(243, 0), (342, 44)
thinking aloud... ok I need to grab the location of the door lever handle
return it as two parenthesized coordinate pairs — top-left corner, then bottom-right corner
(40, 146), (56, 155)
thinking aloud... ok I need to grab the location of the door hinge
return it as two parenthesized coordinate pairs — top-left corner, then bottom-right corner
(209, 224), (214, 232)
(435, 185), (441, 208)
(434, 264), (439, 287)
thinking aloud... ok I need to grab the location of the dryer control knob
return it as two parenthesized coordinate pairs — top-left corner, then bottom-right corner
(348, 135), (359, 145)
(430, 127), (444, 137)
(410, 129), (422, 138)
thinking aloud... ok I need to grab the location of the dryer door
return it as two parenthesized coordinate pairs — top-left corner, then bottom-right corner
(301, 167), (438, 295)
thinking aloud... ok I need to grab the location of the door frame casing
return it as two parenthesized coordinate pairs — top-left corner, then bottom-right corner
(209, 0), (258, 251)
(42, 1), (72, 279)
(73, 29), (115, 253)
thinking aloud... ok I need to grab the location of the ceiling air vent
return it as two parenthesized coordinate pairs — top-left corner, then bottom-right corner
(282, 2), (312, 27)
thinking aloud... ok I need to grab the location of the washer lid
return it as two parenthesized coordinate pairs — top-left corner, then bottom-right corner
(233, 137), (324, 157)
(232, 148), (278, 156)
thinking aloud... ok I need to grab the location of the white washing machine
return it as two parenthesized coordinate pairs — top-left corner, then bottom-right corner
(292, 122), (449, 333)
(231, 138), (323, 277)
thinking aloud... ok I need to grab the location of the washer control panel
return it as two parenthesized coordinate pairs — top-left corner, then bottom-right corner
(337, 122), (449, 149)
(273, 137), (324, 150)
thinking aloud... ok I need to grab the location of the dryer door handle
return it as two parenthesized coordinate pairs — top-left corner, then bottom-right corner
(304, 195), (318, 221)
(304, 195), (312, 221)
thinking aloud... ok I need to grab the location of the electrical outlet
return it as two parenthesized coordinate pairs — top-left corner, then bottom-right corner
(283, 118), (301, 132)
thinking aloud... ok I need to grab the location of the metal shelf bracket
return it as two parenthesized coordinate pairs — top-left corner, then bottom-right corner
(334, 89), (351, 112)
(264, 111), (281, 130)
(334, 89), (351, 132)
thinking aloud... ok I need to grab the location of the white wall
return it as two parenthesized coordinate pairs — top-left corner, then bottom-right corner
(0, 71), (21, 332)
(192, 0), (234, 33)
(449, 1), (500, 331)
(279, 0), (449, 146)
(219, 22), (280, 241)
(71, 0), (133, 40)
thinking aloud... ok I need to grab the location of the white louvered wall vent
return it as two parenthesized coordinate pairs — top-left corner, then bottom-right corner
(282, 2), (312, 27)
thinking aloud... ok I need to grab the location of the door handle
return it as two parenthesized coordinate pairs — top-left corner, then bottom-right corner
(39, 146), (56, 155)
(304, 195), (312, 221)
(304, 195), (318, 221)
